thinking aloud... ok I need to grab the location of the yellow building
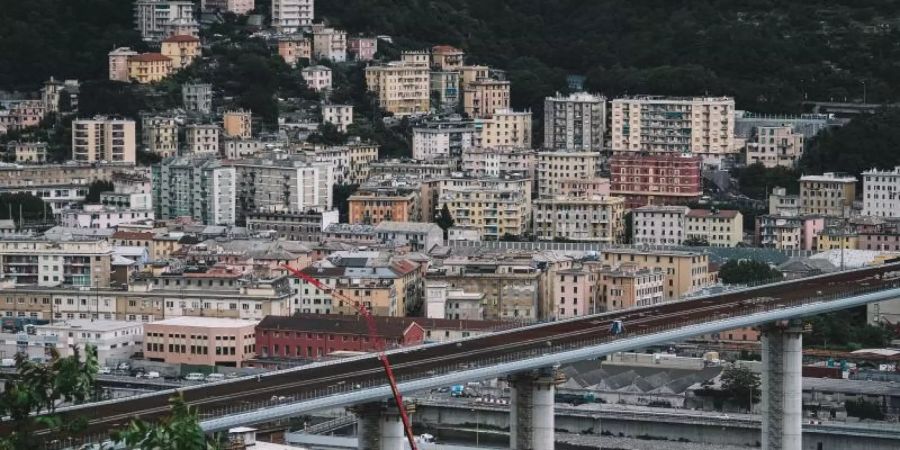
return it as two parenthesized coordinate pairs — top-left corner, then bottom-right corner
(365, 62), (430, 116)
(599, 249), (711, 301)
(816, 229), (858, 251)
(597, 264), (666, 311)
(537, 152), (600, 198)
(127, 53), (173, 84)
(800, 173), (857, 217)
(460, 65), (489, 86)
(223, 110), (252, 139)
(160, 34), (201, 69)
(533, 196), (625, 243)
(433, 176), (532, 240)
(685, 209), (744, 247)
(479, 109), (531, 149)
(463, 79), (510, 119)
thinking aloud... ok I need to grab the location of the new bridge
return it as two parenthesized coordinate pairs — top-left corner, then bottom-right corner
(10, 263), (900, 450)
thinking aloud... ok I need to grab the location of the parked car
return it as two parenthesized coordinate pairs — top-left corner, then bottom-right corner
(116, 362), (131, 371)
(145, 371), (161, 379)
(205, 373), (225, 382)
(98, 366), (112, 375)
(1, 358), (15, 368)
(184, 373), (205, 382)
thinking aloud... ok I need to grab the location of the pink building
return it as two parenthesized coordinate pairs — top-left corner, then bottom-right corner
(348, 37), (378, 61)
(554, 267), (598, 319)
(144, 317), (258, 368)
(0, 100), (46, 132)
(756, 214), (825, 250)
(556, 177), (610, 198)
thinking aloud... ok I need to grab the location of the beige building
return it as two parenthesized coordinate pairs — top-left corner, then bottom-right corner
(365, 61), (430, 116)
(431, 45), (464, 71)
(745, 126), (805, 168)
(461, 146), (535, 179)
(463, 79), (510, 119)
(271, 0), (313, 33)
(160, 34), (201, 69)
(479, 109), (531, 149)
(769, 186), (801, 216)
(685, 209), (744, 247)
(312, 25), (347, 62)
(302, 65), (332, 92)
(127, 53), (173, 84)
(144, 317), (257, 367)
(185, 124), (220, 154)
(800, 173), (857, 217)
(0, 239), (112, 288)
(557, 177), (610, 198)
(72, 116), (136, 163)
(223, 110), (252, 139)
(323, 104), (353, 133)
(141, 116), (179, 158)
(460, 65), (488, 86)
(610, 96), (735, 163)
(427, 257), (540, 320)
(108, 47), (138, 82)
(4, 141), (48, 164)
(277, 36), (311, 66)
(598, 263), (666, 311)
(433, 175), (532, 240)
(348, 187), (420, 224)
(534, 196), (625, 243)
(536, 152), (600, 198)
(552, 265), (600, 319)
(599, 249), (710, 301)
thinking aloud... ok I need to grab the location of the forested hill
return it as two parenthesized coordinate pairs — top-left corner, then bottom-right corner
(320, 0), (900, 113)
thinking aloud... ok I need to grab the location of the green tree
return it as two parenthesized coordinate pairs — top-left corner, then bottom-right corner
(85, 180), (114, 203)
(332, 184), (359, 223)
(435, 204), (455, 238)
(720, 365), (761, 412)
(683, 236), (710, 246)
(801, 109), (900, 178)
(0, 346), (99, 450)
(845, 397), (885, 421)
(718, 260), (782, 285)
(732, 163), (800, 201)
(0, 193), (51, 225)
(112, 394), (221, 450)
(307, 123), (347, 146)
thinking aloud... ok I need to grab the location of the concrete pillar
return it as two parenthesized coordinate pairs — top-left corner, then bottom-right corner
(761, 320), (803, 450)
(351, 402), (413, 450)
(509, 368), (565, 450)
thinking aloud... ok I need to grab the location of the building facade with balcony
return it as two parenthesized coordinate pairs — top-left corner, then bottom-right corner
(72, 117), (136, 163)
(799, 173), (857, 217)
(543, 92), (606, 151)
(862, 167), (900, 218)
(609, 153), (702, 208)
(632, 205), (689, 246)
(534, 196), (625, 243)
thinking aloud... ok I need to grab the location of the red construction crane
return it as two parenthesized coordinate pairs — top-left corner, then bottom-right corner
(281, 264), (419, 450)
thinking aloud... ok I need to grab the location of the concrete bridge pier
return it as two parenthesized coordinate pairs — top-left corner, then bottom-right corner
(761, 320), (803, 450)
(351, 401), (413, 450)
(509, 367), (566, 450)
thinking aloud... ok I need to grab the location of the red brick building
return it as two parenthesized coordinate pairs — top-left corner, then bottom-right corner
(255, 314), (425, 359)
(609, 153), (702, 208)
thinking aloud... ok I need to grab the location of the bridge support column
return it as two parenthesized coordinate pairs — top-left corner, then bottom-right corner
(351, 402), (412, 450)
(761, 320), (803, 450)
(509, 367), (565, 450)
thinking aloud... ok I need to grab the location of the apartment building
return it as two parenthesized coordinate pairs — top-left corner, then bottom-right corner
(374, 221), (444, 252)
(60, 205), (153, 229)
(144, 317), (257, 367)
(427, 257), (541, 320)
(365, 61), (430, 116)
(684, 209), (744, 247)
(598, 249), (710, 301)
(367, 159), (453, 181)
(557, 177), (610, 198)
(141, 116), (179, 158)
(348, 37), (378, 62)
(479, 109), (531, 149)
(431, 45), (464, 71)
(411, 118), (477, 161)
(632, 206), (689, 246)
(72, 117), (136, 163)
(609, 153), (702, 208)
(223, 110), (252, 139)
(816, 228), (857, 251)
(430, 71), (460, 113)
(256, 315), (424, 359)
(0, 100), (46, 133)
(348, 186), (420, 224)
(461, 147), (535, 179)
(534, 196), (625, 243)
(610, 96), (735, 161)
(201, 0), (255, 15)
(277, 36), (311, 66)
(425, 281), (484, 320)
(271, 0), (314, 33)
(799, 173), (857, 217)
(551, 265), (600, 319)
(322, 104), (353, 133)
(0, 163), (132, 190)
(536, 152), (600, 198)
(160, 34), (201, 69)
(4, 141), (48, 164)
(108, 48), (138, 82)
(345, 142), (379, 184)
(184, 124), (220, 154)
(0, 238), (113, 287)
(543, 92), (606, 151)
(745, 125), (805, 168)
(598, 264), (666, 311)
(432, 175), (533, 240)
(230, 157), (333, 220)
(152, 156), (237, 225)
(312, 25), (347, 62)
(769, 186), (801, 216)
(182, 83), (213, 114)
(127, 53), (174, 84)
(301, 65), (332, 92)
(246, 209), (339, 241)
(755, 214), (825, 250)
(463, 79), (510, 119)
(41, 77), (80, 114)
(1, 320), (143, 366)
(862, 167), (900, 218)
(133, 0), (195, 42)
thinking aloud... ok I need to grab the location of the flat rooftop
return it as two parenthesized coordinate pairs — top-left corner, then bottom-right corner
(148, 317), (259, 328)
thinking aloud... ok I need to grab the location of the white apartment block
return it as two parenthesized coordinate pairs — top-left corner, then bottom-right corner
(462, 147), (535, 178)
(479, 109), (531, 149)
(684, 209), (744, 247)
(533, 196), (625, 243)
(141, 116), (179, 158)
(365, 62), (430, 116)
(536, 152), (600, 199)
(0, 320), (144, 366)
(323, 104), (353, 132)
(312, 26), (347, 62)
(863, 167), (900, 218)
(611, 96), (735, 159)
(201, 0), (255, 15)
(232, 158), (334, 216)
(271, 0), (313, 33)
(631, 205), (690, 246)
(768, 186), (801, 216)
(302, 65), (332, 92)
(134, 0), (196, 42)
(153, 156), (236, 225)
(412, 121), (477, 161)
(185, 124), (220, 154)
(0, 239), (113, 287)
(182, 83), (213, 114)
(745, 126), (805, 168)
(543, 92), (606, 151)
(208, 166), (237, 225)
(72, 117), (136, 163)
(60, 205), (154, 229)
